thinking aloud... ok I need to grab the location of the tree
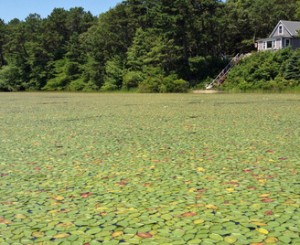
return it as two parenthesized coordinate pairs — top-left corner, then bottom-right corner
(3, 19), (31, 86)
(0, 0), (299, 91)
(0, 65), (23, 91)
(102, 55), (125, 90)
(127, 28), (177, 76)
(284, 49), (300, 81)
(296, 0), (300, 19)
(81, 3), (134, 87)
(0, 19), (6, 67)
(224, 0), (297, 54)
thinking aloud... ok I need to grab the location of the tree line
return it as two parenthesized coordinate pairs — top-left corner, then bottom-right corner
(0, 0), (299, 92)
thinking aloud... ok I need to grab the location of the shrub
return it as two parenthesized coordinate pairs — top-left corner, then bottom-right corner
(103, 56), (124, 90)
(284, 49), (300, 82)
(0, 65), (23, 91)
(161, 75), (189, 93)
(138, 74), (189, 93)
(42, 75), (70, 91)
(66, 78), (86, 91)
(223, 49), (299, 91)
(82, 81), (99, 92)
(138, 76), (162, 93)
(65, 62), (81, 77)
(123, 71), (144, 90)
(101, 81), (118, 91)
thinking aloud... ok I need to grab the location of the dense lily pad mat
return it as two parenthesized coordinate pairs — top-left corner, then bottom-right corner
(0, 93), (299, 245)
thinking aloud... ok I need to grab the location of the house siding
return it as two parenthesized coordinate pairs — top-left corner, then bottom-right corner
(256, 20), (300, 51)
(275, 39), (282, 49)
(257, 42), (264, 51)
(291, 38), (300, 49)
(271, 24), (292, 38)
(257, 38), (282, 51)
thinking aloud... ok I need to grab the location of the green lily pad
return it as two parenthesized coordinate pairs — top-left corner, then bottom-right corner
(188, 239), (202, 244)
(0, 94), (299, 244)
(86, 227), (101, 235)
(224, 236), (237, 244)
(193, 219), (205, 225)
(209, 233), (223, 241)
(278, 235), (292, 243)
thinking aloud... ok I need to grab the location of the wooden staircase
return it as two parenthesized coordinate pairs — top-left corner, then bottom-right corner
(206, 53), (244, 90)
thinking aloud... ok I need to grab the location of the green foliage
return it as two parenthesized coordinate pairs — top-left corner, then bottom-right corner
(126, 28), (183, 75)
(65, 61), (81, 77)
(42, 75), (70, 91)
(0, 65), (23, 91)
(102, 56), (125, 91)
(270, 76), (299, 91)
(284, 49), (300, 81)
(188, 55), (229, 86)
(296, 1), (300, 19)
(81, 56), (103, 89)
(138, 74), (189, 93)
(160, 75), (189, 93)
(138, 76), (162, 93)
(188, 56), (207, 75)
(224, 0), (297, 54)
(66, 78), (86, 91)
(223, 49), (300, 91)
(122, 71), (144, 90)
(0, 0), (300, 92)
(0, 19), (6, 67)
(100, 83), (118, 92)
(42, 59), (65, 91)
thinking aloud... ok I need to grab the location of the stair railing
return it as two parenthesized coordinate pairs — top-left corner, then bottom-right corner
(206, 53), (243, 90)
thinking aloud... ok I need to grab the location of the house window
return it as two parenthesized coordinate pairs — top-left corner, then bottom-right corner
(279, 25), (283, 34)
(267, 41), (273, 49)
(285, 39), (290, 47)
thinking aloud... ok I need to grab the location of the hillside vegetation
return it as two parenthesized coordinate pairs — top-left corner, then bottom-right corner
(0, 0), (300, 92)
(223, 49), (300, 91)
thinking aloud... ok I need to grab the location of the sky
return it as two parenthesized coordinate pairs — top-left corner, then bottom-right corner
(0, 0), (123, 23)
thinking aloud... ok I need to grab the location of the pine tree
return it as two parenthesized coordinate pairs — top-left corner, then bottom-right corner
(284, 51), (300, 81)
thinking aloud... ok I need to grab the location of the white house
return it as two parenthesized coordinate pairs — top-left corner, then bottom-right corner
(256, 20), (300, 51)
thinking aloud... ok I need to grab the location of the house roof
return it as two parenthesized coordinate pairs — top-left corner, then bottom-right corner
(270, 20), (300, 38)
(281, 20), (300, 36)
(256, 37), (276, 42)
